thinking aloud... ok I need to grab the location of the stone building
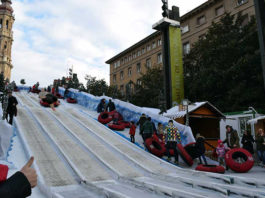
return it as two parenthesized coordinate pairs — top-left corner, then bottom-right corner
(106, 0), (255, 94)
(0, 0), (14, 81)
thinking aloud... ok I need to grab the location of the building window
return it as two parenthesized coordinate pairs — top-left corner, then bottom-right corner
(133, 53), (136, 58)
(183, 42), (190, 55)
(137, 50), (141, 56)
(157, 53), (162, 64)
(120, 85), (124, 95)
(120, 71), (124, 80)
(197, 15), (206, 25)
(114, 62), (117, 69)
(121, 58), (124, 64)
(181, 25), (189, 34)
(6, 20), (8, 29)
(152, 41), (156, 49)
(237, 0), (248, 6)
(128, 67), (132, 77)
(215, 5), (224, 16)
(147, 44), (151, 51)
(157, 39), (162, 46)
(137, 63), (141, 73)
(113, 75), (116, 83)
(117, 60), (120, 67)
(142, 48), (145, 54)
(137, 79), (142, 86)
(146, 58), (151, 68)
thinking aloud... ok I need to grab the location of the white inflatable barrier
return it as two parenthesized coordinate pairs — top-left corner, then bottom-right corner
(59, 87), (195, 145)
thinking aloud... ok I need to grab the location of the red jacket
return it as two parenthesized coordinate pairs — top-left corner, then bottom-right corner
(129, 124), (136, 136)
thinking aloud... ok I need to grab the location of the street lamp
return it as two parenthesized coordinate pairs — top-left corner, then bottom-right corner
(182, 99), (190, 126)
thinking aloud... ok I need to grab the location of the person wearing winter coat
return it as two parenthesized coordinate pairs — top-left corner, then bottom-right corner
(107, 99), (116, 112)
(142, 117), (153, 141)
(216, 139), (230, 166)
(112, 111), (120, 125)
(164, 120), (181, 164)
(129, 121), (136, 143)
(256, 128), (265, 167)
(223, 125), (240, 148)
(97, 99), (105, 113)
(241, 130), (254, 154)
(157, 123), (164, 140)
(6, 91), (18, 125)
(137, 114), (147, 135)
(0, 157), (37, 198)
(195, 133), (207, 165)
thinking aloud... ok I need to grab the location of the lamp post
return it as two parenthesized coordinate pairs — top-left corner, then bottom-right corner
(182, 99), (190, 126)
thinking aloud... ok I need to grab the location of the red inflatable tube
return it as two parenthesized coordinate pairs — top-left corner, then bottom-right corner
(177, 144), (193, 166)
(145, 137), (166, 158)
(0, 164), (8, 183)
(108, 110), (123, 121)
(225, 148), (254, 173)
(118, 121), (131, 128)
(67, 97), (77, 104)
(108, 123), (125, 131)
(195, 164), (225, 174)
(40, 100), (59, 107)
(98, 112), (113, 124)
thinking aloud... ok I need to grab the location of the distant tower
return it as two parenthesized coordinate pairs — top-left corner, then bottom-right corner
(0, 0), (14, 81)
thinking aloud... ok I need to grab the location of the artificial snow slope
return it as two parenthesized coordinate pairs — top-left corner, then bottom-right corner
(12, 92), (265, 198)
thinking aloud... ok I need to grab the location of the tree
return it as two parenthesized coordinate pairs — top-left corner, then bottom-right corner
(20, 79), (26, 85)
(131, 66), (164, 108)
(184, 14), (265, 112)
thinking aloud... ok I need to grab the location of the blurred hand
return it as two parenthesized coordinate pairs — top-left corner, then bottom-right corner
(20, 157), (37, 188)
(233, 144), (237, 148)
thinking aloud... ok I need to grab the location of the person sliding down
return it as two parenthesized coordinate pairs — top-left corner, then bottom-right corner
(42, 93), (60, 111)
(165, 120), (181, 164)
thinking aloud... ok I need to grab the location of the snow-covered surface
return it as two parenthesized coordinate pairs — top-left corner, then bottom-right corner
(248, 115), (265, 124)
(2, 91), (265, 197)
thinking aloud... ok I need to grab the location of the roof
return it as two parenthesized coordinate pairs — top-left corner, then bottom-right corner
(105, 31), (161, 64)
(248, 116), (265, 124)
(181, 0), (222, 22)
(163, 101), (225, 119)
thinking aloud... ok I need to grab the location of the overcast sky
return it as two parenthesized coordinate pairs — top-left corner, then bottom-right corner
(11, 0), (207, 86)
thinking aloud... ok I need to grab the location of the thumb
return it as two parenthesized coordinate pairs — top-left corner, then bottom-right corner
(24, 156), (34, 168)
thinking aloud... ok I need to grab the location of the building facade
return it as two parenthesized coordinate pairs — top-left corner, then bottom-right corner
(0, 0), (14, 81)
(106, 0), (255, 93)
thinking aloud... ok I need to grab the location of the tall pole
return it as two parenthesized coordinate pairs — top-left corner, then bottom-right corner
(254, 0), (265, 90)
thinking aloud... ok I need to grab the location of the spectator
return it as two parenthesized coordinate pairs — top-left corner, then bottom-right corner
(165, 120), (180, 164)
(223, 125), (240, 148)
(256, 128), (265, 167)
(0, 157), (37, 198)
(97, 99), (105, 113)
(157, 123), (164, 140)
(142, 117), (153, 142)
(216, 140), (229, 167)
(6, 91), (18, 125)
(195, 133), (207, 165)
(107, 99), (116, 112)
(63, 84), (69, 99)
(129, 121), (136, 143)
(47, 86), (51, 93)
(149, 117), (157, 134)
(137, 113), (147, 135)
(241, 130), (254, 154)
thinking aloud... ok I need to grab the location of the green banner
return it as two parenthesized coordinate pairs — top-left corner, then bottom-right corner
(169, 26), (184, 105)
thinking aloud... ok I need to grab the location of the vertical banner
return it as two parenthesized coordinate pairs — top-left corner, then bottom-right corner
(169, 26), (184, 105)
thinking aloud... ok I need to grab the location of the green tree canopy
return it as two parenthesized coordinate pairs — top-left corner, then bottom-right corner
(184, 14), (265, 112)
